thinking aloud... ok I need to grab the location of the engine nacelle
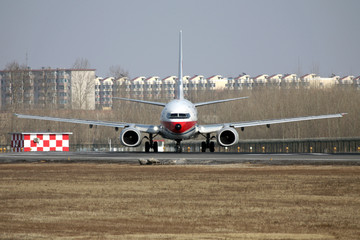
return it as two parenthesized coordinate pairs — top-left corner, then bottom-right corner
(217, 127), (239, 147)
(120, 127), (142, 147)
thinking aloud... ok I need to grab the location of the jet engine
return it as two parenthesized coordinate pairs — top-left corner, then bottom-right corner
(217, 127), (239, 147)
(120, 127), (142, 147)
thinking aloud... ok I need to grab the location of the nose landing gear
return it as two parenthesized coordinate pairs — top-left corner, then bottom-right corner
(175, 140), (182, 153)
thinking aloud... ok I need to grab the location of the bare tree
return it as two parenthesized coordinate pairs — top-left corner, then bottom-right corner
(110, 65), (130, 109)
(2, 61), (36, 112)
(109, 65), (129, 79)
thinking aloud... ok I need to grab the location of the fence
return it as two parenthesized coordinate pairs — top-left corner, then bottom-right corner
(2, 137), (360, 153)
(67, 137), (360, 153)
(234, 137), (360, 153)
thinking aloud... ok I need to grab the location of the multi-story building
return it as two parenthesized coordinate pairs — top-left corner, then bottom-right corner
(131, 77), (145, 98)
(207, 75), (227, 90)
(337, 76), (354, 87)
(3, 67), (359, 111)
(253, 74), (268, 87)
(0, 69), (35, 108)
(163, 76), (177, 99)
(144, 76), (162, 99)
(282, 74), (298, 88)
(0, 68), (96, 110)
(354, 76), (360, 89)
(189, 75), (206, 90)
(268, 74), (282, 88)
(234, 74), (252, 90)
(114, 76), (131, 99)
(301, 74), (338, 88)
(95, 77), (114, 109)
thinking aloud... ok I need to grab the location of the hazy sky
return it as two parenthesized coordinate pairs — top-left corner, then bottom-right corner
(1, 0), (359, 78)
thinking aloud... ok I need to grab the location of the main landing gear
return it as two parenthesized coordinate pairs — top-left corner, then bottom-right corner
(144, 134), (158, 153)
(201, 133), (215, 152)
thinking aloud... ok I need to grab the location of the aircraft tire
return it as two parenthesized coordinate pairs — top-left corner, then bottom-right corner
(153, 141), (158, 153)
(145, 142), (150, 153)
(201, 142), (206, 152)
(210, 142), (215, 152)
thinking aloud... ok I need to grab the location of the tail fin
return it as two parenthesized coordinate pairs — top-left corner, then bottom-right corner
(177, 30), (184, 100)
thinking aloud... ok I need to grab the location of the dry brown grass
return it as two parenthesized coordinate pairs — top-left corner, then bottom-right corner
(0, 164), (359, 239)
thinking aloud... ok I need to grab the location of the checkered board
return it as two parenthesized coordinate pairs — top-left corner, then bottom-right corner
(11, 133), (71, 152)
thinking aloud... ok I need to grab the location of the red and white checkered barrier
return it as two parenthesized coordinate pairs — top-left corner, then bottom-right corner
(11, 133), (72, 152)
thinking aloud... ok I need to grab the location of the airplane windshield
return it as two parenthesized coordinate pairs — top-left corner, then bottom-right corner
(167, 113), (190, 119)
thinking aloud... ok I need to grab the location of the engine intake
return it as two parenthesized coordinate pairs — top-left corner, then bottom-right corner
(120, 127), (142, 147)
(217, 127), (239, 147)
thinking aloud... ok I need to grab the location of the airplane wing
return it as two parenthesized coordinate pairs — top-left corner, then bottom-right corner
(113, 96), (249, 107)
(14, 114), (159, 133)
(198, 113), (347, 134)
(113, 97), (166, 107)
(194, 97), (248, 107)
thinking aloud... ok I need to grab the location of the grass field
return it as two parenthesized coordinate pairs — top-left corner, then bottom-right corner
(0, 163), (359, 239)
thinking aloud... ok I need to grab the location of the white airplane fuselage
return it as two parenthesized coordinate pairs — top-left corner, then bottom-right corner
(160, 99), (198, 140)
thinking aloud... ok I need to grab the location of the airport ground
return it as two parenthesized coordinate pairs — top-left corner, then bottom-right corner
(0, 156), (359, 239)
(0, 151), (360, 165)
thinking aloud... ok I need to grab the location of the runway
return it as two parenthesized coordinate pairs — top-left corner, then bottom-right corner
(0, 151), (359, 165)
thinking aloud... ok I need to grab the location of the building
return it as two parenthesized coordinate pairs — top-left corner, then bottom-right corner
(188, 75), (205, 91)
(253, 74), (268, 87)
(163, 76), (177, 98)
(70, 69), (96, 109)
(234, 74), (252, 89)
(207, 75), (227, 90)
(113, 76), (131, 99)
(0, 68), (96, 110)
(354, 76), (360, 89)
(95, 77), (114, 109)
(338, 76), (354, 87)
(144, 76), (162, 99)
(0, 68), (35, 108)
(300, 74), (317, 88)
(131, 76), (145, 98)
(3, 65), (359, 111)
(282, 74), (298, 88)
(94, 72), (360, 110)
(267, 74), (282, 87)
(183, 76), (190, 94)
(10, 132), (72, 152)
(303, 74), (337, 88)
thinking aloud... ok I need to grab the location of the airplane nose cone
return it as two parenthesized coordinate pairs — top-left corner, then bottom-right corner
(175, 124), (182, 131)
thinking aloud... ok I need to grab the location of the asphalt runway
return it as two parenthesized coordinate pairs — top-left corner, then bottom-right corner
(0, 151), (359, 165)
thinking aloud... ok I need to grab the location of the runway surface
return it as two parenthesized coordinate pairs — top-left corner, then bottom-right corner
(0, 151), (359, 165)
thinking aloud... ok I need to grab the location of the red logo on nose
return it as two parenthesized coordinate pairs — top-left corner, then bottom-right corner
(161, 121), (197, 133)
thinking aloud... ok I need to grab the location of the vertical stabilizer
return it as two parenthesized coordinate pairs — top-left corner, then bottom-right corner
(177, 30), (184, 100)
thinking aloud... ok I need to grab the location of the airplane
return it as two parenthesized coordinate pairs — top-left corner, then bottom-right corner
(15, 31), (347, 153)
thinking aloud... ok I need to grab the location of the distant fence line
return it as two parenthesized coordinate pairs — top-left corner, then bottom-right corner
(234, 137), (360, 153)
(68, 137), (360, 153)
(1, 137), (359, 153)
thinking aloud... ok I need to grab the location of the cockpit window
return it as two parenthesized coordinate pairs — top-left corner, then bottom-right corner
(167, 113), (190, 119)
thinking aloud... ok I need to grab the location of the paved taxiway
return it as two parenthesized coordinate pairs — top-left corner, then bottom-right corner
(0, 151), (359, 165)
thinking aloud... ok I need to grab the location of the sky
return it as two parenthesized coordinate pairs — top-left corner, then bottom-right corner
(1, 0), (359, 79)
